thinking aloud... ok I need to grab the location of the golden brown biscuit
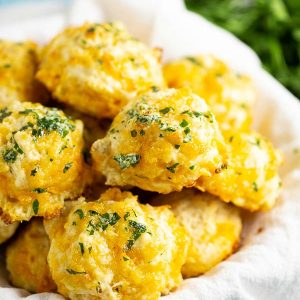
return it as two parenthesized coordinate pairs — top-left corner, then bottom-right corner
(6, 218), (56, 293)
(197, 130), (282, 211)
(0, 40), (48, 105)
(44, 188), (188, 300)
(152, 189), (242, 277)
(163, 55), (256, 131)
(92, 88), (226, 194)
(0, 101), (89, 222)
(37, 22), (165, 119)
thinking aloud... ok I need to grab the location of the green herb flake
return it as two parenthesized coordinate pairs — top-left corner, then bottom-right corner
(166, 162), (179, 173)
(126, 220), (147, 250)
(87, 27), (95, 33)
(63, 162), (73, 173)
(79, 242), (85, 255)
(140, 129), (145, 136)
(123, 256), (129, 261)
(124, 212), (130, 220)
(32, 199), (39, 215)
(0, 108), (12, 123)
(88, 246), (92, 253)
(33, 188), (47, 194)
(159, 107), (173, 114)
(74, 209), (84, 219)
(186, 56), (201, 65)
(13, 141), (23, 154)
(3, 63), (11, 68)
(229, 136), (234, 143)
(136, 114), (160, 125)
(66, 269), (87, 275)
(114, 154), (141, 170)
(151, 86), (159, 92)
(253, 181), (259, 192)
(174, 144), (181, 149)
(2, 149), (17, 163)
(189, 165), (195, 170)
(130, 130), (137, 137)
(180, 119), (189, 127)
(184, 127), (191, 134)
(59, 144), (68, 153)
(87, 212), (121, 235)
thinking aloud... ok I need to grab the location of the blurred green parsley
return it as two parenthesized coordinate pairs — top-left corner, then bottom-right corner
(185, 0), (300, 99)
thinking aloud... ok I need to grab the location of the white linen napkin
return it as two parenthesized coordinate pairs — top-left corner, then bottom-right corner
(0, 0), (300, 299)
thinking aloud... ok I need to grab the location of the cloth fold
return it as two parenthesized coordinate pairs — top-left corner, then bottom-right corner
(0, 0), (299, 299)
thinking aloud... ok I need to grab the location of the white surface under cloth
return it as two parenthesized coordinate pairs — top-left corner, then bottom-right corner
(0, 0), (300, 299)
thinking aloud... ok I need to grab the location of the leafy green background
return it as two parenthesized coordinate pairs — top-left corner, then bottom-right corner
(185, 0), (300, 99)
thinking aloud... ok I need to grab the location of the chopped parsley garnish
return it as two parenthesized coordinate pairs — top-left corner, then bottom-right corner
(13, 140), (23, 154)
(20, 109), (75, 139)
(140, 129), (145, 136)
(159, 107), (173, 114)
(181, 110), (214, 123)
(114, 154), (141, 170)
(88, 246), (92, 253)
(189, 165), (195, 170)
(151, 86), (160, 92)
(79, 242), (85, 255)
(159, 122), (176, 132)
(123, 256), (129, 261)
(127, 109), (160, 125)
(3, 63), (11, 68)
(0, 108), (12, 123)
(253, 181), (259, 192)
(33, 188), (47, 193)
(74, 209), (84, 219)
(166, 163), (179, 173)
(63, 162), (73, 173)
(186, 56), (202, 65)
(19, 109), (39, 118)
(180, 119), (189, 127)
(66, 269), (87, 275)
(136, 114), (160, 124)
(19, 122), (34, 132)
(174, 144), (181, 149)
(87, 27), (95, 33)
(35, 111), (75, 138)
(2, 136), (24, 164)
(124, 212), (130, 220)
(87, 212), (121, 235)
(126, 220), (147, 250)
(32, 199), (39, 215)
(2, 149), (17, 163)
(130, 130), (137, 137)
(30, 166), (39, 176)
(59, 144), (68, 153)
(184, 127), (191, 134)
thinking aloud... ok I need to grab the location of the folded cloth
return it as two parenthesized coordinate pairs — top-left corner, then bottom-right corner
(0, 0), (300, 299)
